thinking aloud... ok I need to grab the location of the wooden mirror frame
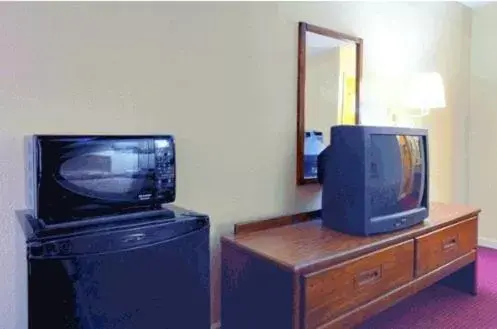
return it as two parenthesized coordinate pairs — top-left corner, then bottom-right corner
(296, 22), (363, 185)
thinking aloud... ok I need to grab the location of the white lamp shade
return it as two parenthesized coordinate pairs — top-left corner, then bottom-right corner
(403, 72), (446, 110)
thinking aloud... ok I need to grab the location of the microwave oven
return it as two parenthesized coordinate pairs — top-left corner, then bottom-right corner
(25, 135), (176, 228)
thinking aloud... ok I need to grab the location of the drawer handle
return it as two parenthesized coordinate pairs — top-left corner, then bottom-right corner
(442, 236), (459, 251)
(355, 266), (382, 287)
(122, 233), (146, 244)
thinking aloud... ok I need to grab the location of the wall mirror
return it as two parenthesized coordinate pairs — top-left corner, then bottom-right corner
(297, 22), (363, 185)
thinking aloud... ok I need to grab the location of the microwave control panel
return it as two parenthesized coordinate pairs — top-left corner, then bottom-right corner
(154, 138), (176, 200)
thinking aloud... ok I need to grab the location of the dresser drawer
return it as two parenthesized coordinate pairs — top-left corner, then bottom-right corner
(302, 240), (414, 329)
(415, 217), (477, 277)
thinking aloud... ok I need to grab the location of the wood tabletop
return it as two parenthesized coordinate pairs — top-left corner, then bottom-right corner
(221, 202), (481, 273)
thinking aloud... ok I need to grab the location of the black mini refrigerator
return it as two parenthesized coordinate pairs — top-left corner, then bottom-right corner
(22, 206), (210, 329)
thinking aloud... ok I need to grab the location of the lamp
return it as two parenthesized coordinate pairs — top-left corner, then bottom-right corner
(402, 72), (446, 117)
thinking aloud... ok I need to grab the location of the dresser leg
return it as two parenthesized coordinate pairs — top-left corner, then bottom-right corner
(437, 260), (477, 296)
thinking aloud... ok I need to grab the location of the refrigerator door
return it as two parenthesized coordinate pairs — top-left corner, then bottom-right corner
(28, 216), (210, 329)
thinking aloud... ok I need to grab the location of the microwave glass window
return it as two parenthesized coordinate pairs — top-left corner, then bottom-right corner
(58, 141), (155, 198)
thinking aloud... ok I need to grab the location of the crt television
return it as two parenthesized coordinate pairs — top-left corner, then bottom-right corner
(317, 125), (429, 236)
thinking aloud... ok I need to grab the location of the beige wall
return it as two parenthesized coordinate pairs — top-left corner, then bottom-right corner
(469, 3), (497, 246)
(0, 2), (471, 328)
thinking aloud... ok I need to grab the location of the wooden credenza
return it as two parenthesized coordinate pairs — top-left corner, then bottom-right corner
(221, 202), (480, 329)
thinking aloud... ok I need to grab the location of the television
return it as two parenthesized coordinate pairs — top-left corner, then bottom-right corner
(317, 125), (429, 236)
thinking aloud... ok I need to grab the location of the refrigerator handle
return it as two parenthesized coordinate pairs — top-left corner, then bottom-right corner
(28, 223), (209, 260)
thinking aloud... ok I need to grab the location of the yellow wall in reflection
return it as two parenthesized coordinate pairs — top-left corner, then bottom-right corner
(342, 76), (356, 124)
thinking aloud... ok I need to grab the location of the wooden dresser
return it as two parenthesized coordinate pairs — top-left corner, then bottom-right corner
(221, 202), (480, 329)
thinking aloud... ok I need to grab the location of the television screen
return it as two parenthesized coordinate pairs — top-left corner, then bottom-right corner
(369, 134), (426, 218)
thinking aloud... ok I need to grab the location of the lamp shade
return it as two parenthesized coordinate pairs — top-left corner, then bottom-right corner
(403, 72), (446, 110)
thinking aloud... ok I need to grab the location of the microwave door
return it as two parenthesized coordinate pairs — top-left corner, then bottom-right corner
(55, 141), (155, 202)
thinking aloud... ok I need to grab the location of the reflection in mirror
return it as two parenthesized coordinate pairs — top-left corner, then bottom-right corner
(297, 22), (362, 185)
(304, 33), (356, 179)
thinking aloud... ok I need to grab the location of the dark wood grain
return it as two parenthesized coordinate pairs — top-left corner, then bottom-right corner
(223, 202), (480, 274)
(296, 21), (311, 185)
(234, 210), (320, 235)
(305, 23), (362, 44)
(293, 273), (302, 329)
(322, 251), (476, 329)
(302, 240), (414, 328)
(221, 203), (480, 329)
(296, 22), (363, 185)
(437, 207), (479, 296)
(415, 217), (477, 277)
